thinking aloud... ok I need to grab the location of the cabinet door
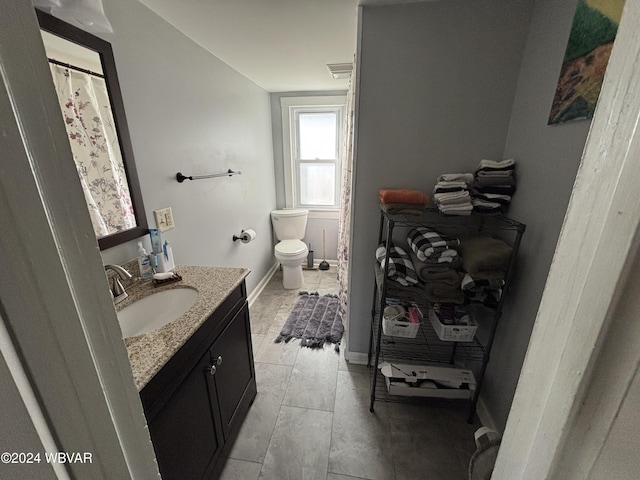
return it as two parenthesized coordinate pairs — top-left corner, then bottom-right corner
(148, 351), (223, 480)
(210, 301), (255, 439)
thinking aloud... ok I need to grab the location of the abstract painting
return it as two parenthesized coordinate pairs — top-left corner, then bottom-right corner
(548, 0), (626, 125)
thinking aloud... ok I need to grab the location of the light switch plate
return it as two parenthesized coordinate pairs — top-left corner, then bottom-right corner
(154, 207), (175, 232)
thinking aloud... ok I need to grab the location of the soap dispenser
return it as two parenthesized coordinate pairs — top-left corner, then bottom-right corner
(137, 241), (154, 279)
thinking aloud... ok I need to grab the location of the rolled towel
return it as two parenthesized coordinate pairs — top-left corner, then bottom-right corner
(408, 248), (462, 280)
(406, 248), (458, 264)
(407, 227), (460, 261)
(431, 248), (458, 259)
(379, 188), (429, 206)
(458, 235), (512, 279)
(375, 243), (419, 286)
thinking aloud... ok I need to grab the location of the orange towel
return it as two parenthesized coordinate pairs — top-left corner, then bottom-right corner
(379, 188), (429, 205)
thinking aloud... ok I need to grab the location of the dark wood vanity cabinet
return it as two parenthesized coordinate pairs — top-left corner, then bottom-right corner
(140, 281), (257, 480)
(146, 350), (223, 480)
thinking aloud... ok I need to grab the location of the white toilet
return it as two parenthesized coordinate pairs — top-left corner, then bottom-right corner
(271, 209), (309, 289)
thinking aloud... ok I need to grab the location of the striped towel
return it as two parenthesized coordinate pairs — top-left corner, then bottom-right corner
(461, 273), (503, 307)
(375, 244), (419, 286)
(407, 227), (460, 261)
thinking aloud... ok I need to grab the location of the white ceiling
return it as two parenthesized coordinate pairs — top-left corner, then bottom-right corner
(139, 0), (361, 93)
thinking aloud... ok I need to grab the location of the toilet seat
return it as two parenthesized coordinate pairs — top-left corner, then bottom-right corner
(275, 239), (307, 257)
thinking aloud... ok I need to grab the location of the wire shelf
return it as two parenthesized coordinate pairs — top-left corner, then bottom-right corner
(381, 208), (526, 233)
(371, 312), (485, 371)
(369, 207), (526, 422)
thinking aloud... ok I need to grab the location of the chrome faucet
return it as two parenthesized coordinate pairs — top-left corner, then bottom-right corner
(104, 264), (133, 304)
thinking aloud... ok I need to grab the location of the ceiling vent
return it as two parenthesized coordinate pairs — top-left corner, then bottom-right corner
(327, 63), (353, 79)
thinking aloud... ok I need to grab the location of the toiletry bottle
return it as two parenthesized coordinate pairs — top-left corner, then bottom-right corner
(163, 240), (175, 272)
(307, 244), (314, 269)
(149, 228), (162, 254)
(137, 241), (153, 279)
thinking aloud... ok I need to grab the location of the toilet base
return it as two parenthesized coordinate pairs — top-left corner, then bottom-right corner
(281, 264), (304, 289)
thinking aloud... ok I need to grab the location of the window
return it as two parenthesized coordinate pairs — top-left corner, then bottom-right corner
(281, 96), (346, 211)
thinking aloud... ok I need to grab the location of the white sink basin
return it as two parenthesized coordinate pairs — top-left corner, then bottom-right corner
(117, 288), (199, 338)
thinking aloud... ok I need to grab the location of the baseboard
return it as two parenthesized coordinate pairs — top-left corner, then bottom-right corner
(248, 262), (279, 308)
(311, 259), (338, 268)
(475, 396), (500, 432)
(345, 351), (369, 365)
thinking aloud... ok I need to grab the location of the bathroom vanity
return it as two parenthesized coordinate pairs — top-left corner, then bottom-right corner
(119, 266), (256, 480)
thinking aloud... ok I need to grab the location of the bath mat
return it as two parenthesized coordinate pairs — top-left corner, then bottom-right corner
(275, 292), (344, 349)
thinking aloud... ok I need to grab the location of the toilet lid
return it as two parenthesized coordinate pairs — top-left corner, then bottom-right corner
(275, 239), (307, 256)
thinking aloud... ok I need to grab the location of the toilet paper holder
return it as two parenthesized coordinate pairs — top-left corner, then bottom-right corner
(233, 229), (256, 243)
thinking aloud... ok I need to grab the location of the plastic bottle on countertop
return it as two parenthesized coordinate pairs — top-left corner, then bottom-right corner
(137, 241), (153, 279)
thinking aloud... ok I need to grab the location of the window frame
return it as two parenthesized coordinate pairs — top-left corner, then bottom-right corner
(281, 96), (346, 214)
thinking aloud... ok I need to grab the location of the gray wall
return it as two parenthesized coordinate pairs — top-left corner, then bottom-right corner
(351, 0), (592, 431)
(270, 91), (347, 262)
(484, 0), (591, 430)
(350, 0), (533, 352)
(98, 0), (277, 293)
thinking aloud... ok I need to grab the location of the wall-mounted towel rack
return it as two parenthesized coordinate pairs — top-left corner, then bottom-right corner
(176, 169), (242, 183)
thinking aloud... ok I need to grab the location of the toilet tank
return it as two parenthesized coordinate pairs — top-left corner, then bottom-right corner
(271, 209), (308, 240)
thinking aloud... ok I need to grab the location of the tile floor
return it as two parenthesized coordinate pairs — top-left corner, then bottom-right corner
(220, 267), (478, 480)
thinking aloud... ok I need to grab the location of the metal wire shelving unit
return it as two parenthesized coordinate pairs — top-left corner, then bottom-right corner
(368, 208), (526, 423)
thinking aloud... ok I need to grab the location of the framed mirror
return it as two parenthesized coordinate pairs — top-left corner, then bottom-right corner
(36, 9), (148, 250)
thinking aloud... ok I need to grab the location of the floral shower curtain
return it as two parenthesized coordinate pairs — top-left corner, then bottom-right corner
(49, 63), (135, 238)
(337, 62), (356, 323)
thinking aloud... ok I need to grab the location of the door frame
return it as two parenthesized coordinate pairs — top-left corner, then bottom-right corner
(0, 2), (158, 478)
(494, 0), (640, 477)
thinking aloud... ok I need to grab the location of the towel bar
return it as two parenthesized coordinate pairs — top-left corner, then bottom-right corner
(176, 169), (241, 183)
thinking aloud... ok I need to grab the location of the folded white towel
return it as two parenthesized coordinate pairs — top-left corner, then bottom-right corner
(437, 173), (474, 184)
(434, 196), (472, 206)
(438, 204), (473, 216)
(433, 180), (469, 190)
(439, 203), (473, 211)
(433, 190), (471, 203)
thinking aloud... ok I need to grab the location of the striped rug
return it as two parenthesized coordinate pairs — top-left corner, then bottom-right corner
(274, 292), (344, 349)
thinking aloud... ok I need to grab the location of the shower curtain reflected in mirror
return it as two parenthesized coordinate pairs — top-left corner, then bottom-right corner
(48, 63), (136, 238)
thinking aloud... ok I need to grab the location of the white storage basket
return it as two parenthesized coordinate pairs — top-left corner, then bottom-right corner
(382, 305), (420, 338)
(428, 308), (477, 342)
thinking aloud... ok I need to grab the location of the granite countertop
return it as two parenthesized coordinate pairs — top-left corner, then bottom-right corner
(119, 265), (250, 391)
